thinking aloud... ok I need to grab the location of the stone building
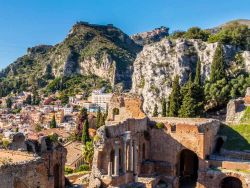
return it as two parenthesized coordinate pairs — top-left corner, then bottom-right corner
(89, 94), (250, 188)
(0, 133), (67, 188)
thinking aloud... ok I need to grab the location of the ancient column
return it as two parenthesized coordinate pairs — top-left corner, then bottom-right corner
(133, 141), (138, 181)
(114, 140), (120, 176)
(108, 162), (112, 177)
(129, 139), (133, 172)
(123, 141), (127, 174)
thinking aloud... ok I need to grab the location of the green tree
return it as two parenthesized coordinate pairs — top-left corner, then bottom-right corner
(210, 43), (226, 82)
(32, 90), (40, 105)
(6, 98), (12, 109)
(161, 98), (167, 117)
(24, 95), (32, 105)
(179, 76), (196, 117)
(168, 76), (181, 117)
(82, 119), (90, 144)
(83, 141), (94, 166)
(96, 107), (101, 128)
(193, 60), (205, 116)
(184, 27), (210, 41)
(153, 104), (158, 117)
(50, 115), (57, 128)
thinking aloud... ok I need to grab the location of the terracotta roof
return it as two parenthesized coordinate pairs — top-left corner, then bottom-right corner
(38, 128), (71, 139)
(64, 141), (83, 166)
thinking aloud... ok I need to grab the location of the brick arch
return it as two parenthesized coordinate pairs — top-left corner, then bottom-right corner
(215, 172), (247, 188)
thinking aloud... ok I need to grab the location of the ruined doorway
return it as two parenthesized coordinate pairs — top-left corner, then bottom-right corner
(220, 177), (242, 188)
(54, 164), (61, 188)
(214, 137), (224, 154)
(178, 149), (199, 188)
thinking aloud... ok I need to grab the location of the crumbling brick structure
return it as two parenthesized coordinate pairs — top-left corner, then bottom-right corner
(0, 133), (67, 188)
(89, 96), (250, 188)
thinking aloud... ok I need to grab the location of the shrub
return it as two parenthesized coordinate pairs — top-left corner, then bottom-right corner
(156, 122), (165, 129)
(64, 167), (74, 175)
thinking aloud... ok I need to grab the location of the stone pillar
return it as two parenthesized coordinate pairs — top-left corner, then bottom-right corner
(108, 162), (112, 177)
(123, 141), (127, 174)
(133, 141), (138, 181)
(114, 140), (120, 176)
(129, 139), (133, 172)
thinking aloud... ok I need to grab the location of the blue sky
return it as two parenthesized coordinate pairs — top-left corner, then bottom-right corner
(0, 0), (250, 69)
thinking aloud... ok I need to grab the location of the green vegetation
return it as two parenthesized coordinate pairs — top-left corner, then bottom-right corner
(161, 98), (167, 117)
(82, 119), (90, 144)
(156, 122), (165, 129)
(210, 43), (226, 83)
(64, 167), (74, 175)
(241, 107), (250, 124)
(50, 115), (57, 128)
(45, 75), (112, 97)
(153, 104), (158, 117)
(83, 141), (94, 165)
(184, 27), (210, 41)
(219, 124), (250, 151)
(168, 76), (181, 117)
(208, 22), (250, 50)
(6, 98), (12, 108)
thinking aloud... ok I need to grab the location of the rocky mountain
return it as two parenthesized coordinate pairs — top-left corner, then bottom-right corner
(132, 38), (250, 115)
(0, 22), (141, 94)
(131, 26), (169, 46)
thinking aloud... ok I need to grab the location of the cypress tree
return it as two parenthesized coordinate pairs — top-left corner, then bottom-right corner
(161, 98), (167, 117)
(168, 76), (181, 117)
(50, 115), (57, 128)
(82, 119), (90, 144)
(210, 43), (226, 82)
(96, 107), (101, 128)
(179, 75), (196, 117)
(194, 59), (202, 85)
(193, 60), (205, 116)
(153, 104), (158, 117)
(25, 95), (32, 105)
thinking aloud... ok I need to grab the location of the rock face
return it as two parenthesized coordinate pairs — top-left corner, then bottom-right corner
(225, 98), (245, 123)
(132, 38), (249, 115)
(131, 26), (169, 46)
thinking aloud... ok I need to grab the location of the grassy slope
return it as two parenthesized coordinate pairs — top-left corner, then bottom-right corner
(219, 107), (250, 151)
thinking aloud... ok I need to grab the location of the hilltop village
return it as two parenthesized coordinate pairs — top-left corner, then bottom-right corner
(0, 21), (250, 188)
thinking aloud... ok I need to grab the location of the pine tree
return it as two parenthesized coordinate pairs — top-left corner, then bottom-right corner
(82, 119), (90, 144)
(161, 98), (167, 117)
(153, 104), (158, 117)
(168, 76), (181, 117)
(50, 115), (57, 128)
(179, 75), (196, 117)
(210, 43), (226, 82)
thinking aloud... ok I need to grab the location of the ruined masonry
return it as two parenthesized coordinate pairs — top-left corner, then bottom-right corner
(89, 94), (250, 188)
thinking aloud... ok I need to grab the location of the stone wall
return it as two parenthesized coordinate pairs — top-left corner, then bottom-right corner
(0, 133), (67, 188)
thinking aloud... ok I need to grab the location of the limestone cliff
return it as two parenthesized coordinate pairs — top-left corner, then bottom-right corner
(132, 38), (250, 115)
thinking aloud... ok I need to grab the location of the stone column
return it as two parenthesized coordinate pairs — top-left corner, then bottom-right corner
(108, 161), (112, 177)
(114, 140), (120, 176)
(133, 141), (138, 182)
(129, 139), (133, 172)
(123, 141), (127, 174)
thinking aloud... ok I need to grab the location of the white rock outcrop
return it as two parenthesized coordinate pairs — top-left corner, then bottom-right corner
(132, 38), (249, 115)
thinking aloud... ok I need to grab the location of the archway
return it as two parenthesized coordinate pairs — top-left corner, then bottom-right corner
(220, 177), (242, 188)
(214, 137), (224, 154)
(178, 149), (199, 188)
